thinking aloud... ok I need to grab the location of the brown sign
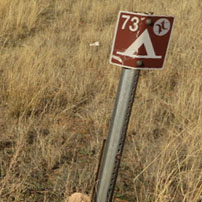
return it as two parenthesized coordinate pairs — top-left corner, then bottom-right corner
(110, 11), (175, 69)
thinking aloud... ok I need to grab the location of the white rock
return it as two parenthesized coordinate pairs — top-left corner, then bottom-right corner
(89, 41), (100, 46)
(67, 192), (91, 202)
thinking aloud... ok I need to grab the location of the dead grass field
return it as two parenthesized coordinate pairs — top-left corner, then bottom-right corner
(0, 0), (202, 201)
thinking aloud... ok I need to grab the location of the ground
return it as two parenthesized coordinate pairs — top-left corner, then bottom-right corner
(0, 0), (202, 201)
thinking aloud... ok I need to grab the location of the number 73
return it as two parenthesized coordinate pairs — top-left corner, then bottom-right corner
(121, 14), (139, 32)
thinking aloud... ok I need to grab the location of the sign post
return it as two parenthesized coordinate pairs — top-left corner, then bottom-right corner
(93, 68), (140, 202)
(92, 11), (174, 202)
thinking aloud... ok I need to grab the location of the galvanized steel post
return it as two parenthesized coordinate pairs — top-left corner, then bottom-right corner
(93, 68), (140, 202)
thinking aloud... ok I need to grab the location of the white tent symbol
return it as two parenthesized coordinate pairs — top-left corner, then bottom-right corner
(117, 29), (162, 59)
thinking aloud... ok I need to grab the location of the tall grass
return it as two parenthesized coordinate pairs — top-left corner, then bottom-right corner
(0, 0), (201, 201)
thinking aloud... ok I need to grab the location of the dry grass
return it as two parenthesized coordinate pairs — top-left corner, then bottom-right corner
(0, 0), (202, 201)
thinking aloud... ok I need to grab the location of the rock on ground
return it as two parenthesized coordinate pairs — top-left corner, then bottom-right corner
(67, 193), (91, 202)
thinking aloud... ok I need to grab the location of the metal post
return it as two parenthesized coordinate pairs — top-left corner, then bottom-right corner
(93, 68), (140, 202)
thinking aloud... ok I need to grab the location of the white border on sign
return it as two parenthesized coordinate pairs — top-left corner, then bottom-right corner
(109, 11), (175, 70)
